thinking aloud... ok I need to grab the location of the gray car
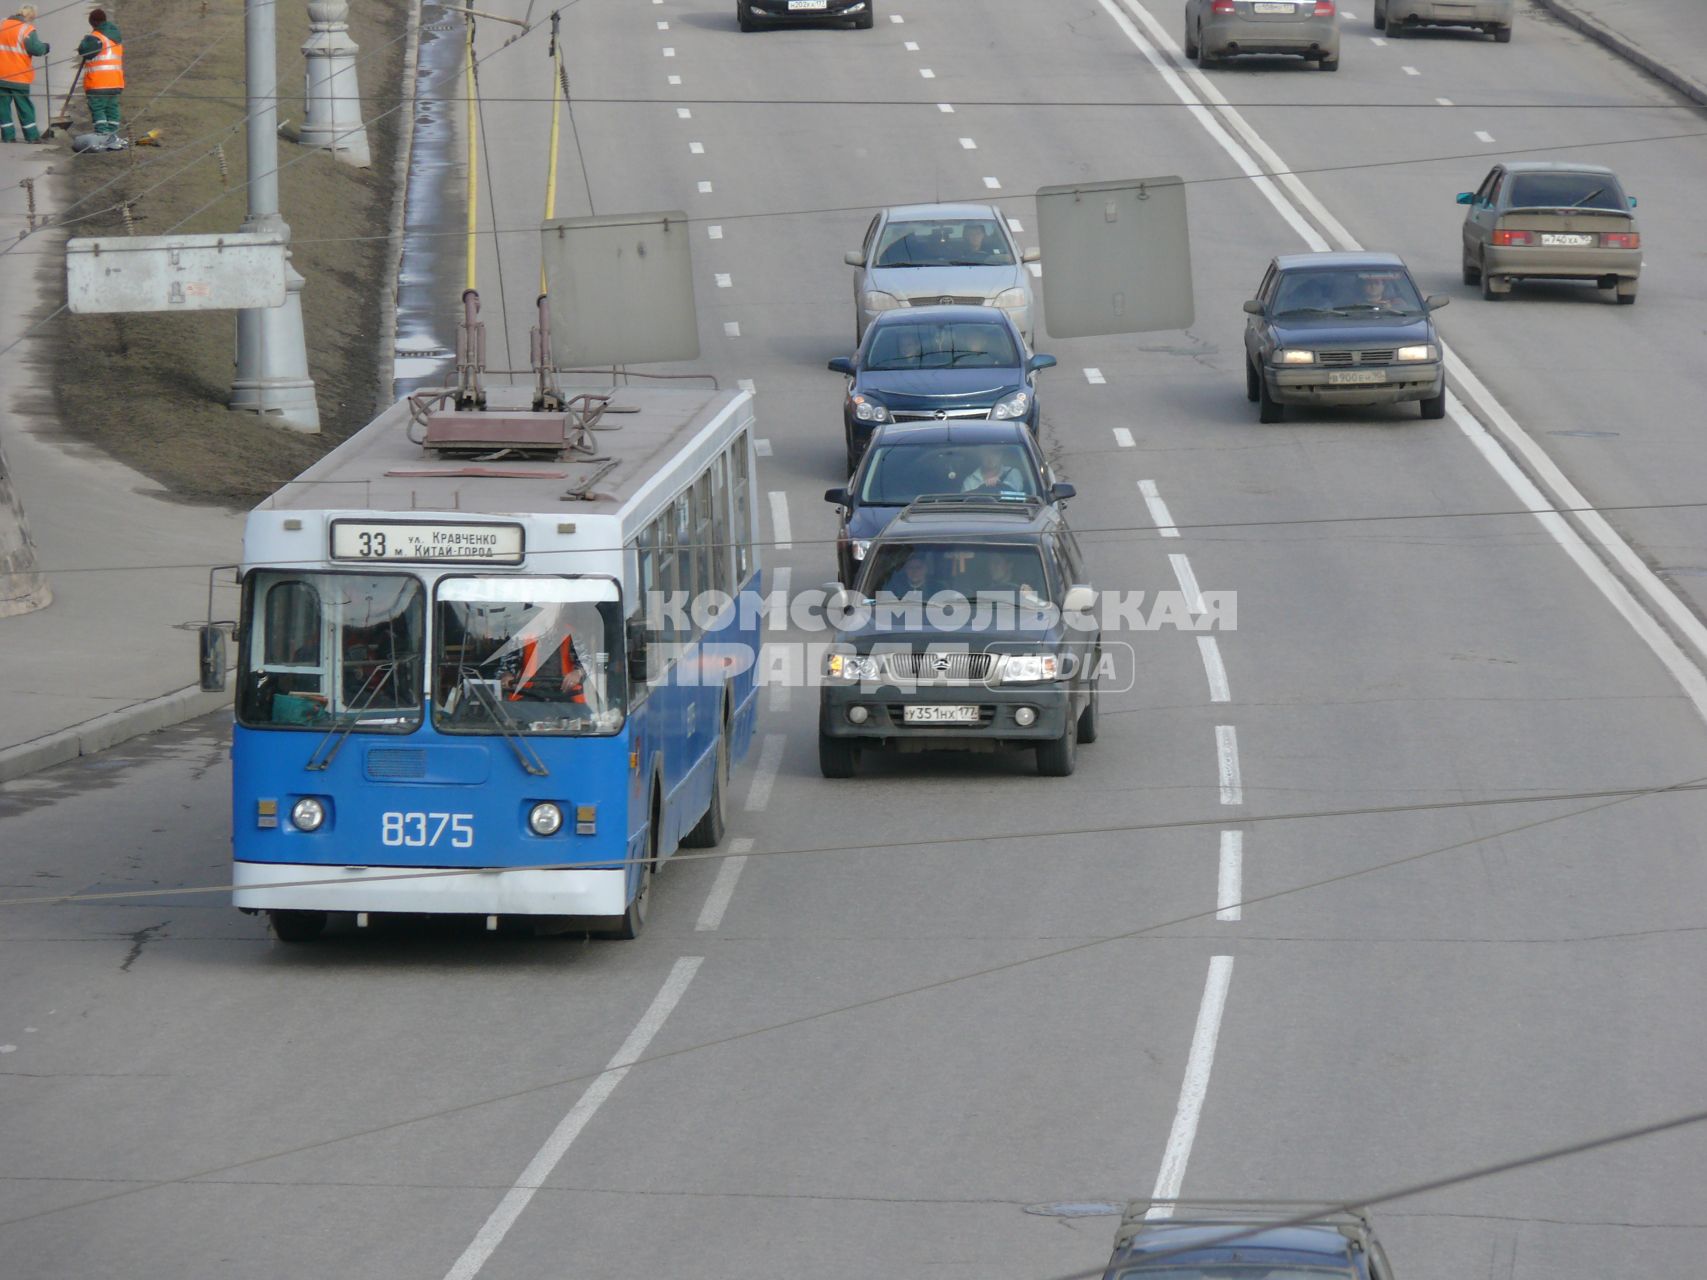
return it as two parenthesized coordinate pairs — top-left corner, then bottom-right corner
(1184, 0), (1341, 70)
(1459, 162), (1641, 304)
(1375, 0), (1513, 41)
(846, 203), (1039, 346)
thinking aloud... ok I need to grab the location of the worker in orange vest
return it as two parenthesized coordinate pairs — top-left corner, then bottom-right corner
(0, 5), (49, 144)
(499, 635), (588, 705)
(75, 7), (121, 138)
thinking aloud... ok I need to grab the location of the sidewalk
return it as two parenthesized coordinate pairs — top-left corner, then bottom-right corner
(0, 7), (242, 782)
(1533, 0), (1707, 108)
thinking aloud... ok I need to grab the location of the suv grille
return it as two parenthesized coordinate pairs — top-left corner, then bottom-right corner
(884, 652), (995, 682)
(1318, 349), (1397, 367)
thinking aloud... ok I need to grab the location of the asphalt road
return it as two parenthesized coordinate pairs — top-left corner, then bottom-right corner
(5, 1), (1707, 1277)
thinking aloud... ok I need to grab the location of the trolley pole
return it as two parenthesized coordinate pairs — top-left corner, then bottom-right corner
(230, 0), (321, 431)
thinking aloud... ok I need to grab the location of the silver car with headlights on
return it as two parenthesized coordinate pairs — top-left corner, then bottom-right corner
(846, 203), (1039, 346)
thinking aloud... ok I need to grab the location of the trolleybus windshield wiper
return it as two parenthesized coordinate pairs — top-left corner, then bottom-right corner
(467, 677), (551, 777)
(305, 660), (410, 772)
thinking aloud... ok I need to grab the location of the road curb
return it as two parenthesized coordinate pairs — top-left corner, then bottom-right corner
(1530, 0), (1707, 109)
(0, 685), (230, 783)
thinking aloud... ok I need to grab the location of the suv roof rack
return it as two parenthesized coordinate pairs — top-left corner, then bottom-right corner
(899, 493), (1045, 518)
(1114, 1201), (1374, 1252)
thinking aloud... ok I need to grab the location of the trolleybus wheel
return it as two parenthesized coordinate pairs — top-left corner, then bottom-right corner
(270, 910), (327, 942)
(682, 722), (729, 848)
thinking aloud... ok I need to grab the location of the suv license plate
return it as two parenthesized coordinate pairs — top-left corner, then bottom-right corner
(904, 705), (980, 724)
(788, 0), (828, 8)
(1252, 2), (1296, 11)
(1328, 370), (1387, 385)
(1540, 233), (1594, 247)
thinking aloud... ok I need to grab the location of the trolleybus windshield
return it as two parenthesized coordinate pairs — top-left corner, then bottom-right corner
(433, 576), (627, 736)
(237, 570), (426, 731)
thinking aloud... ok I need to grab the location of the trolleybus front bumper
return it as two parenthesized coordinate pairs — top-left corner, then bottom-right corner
(234, 860), (631, 917)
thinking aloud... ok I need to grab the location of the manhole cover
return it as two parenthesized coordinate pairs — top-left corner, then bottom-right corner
(1024, 1201), (1125, 1218)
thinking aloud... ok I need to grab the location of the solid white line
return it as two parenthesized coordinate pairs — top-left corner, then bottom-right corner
(723, 320), (741, 338)
(982, 176), (1002, 189)
(767, 490), (792, 549)
(959, 137), (977, 149)
(1112, 427), (1135, 448)
(1169, 553), (1204, 613)
(1138, 479), (1178, 538)
(1083, 367), (1106, 384)
(1402, 65), (1419, 75)
(1215, 725), (1242, 805)
(696, 838), (753, 931)
(715, 273), (732, 288)
(904, 39), (919, 50)
(707, 224), (723, 239)
(1145, 955), (1234, 1219)
(1197, 636), (1231, 704)
(745, 734), (786, 811)
(1475, 129), (1495, 143)
(442, 957), (703, 1279)
(937, 102), (955, 112)
(1217, 832), (1242, 921)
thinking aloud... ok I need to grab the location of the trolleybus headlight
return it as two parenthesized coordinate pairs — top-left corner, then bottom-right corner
(529, 802), (564, 836)
(290, 797), (326, 832)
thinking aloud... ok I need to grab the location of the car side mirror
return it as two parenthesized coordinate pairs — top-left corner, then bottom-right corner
(1425, 294), (1450, 311)
(1456, 192), (1473, 205)
(844, 249), (866, 267)
(1242, 299), (1264, 315)
(825, 487), (849, 506)
(198, 625), (227, 692)
(1062, 585), (1096, 614)
(1628, 195), (1638, 208)
(1021, 246), (1041, 263)
(1026, 353), (1057, 373)
(1050, 482), (1076, 503)
(827, 356), (855, 375)
(625, 616), (650, 684)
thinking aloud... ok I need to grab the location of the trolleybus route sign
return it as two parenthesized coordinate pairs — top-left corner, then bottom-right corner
(329, 519), (526, 565)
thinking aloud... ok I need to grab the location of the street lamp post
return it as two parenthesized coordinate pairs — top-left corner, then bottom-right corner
(300, 0), (371, 168)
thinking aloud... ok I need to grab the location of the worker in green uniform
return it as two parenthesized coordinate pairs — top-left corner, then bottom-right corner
(76, 7), (122, 137)
(0, 5), (49, 143)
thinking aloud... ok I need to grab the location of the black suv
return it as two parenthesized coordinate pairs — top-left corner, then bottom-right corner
(818, 494), (1101, 778)
(1102, 1203), (1399, 1280)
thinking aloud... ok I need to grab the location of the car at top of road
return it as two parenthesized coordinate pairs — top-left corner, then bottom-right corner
(824, 419), (1074, 584)
(738, 0), (874, 31)
(1242, 251), (1449, 423)
(818, 493), (1101, 779)
(1184, 0), (1342, 71)
(829, 305), (1057, 471)
(1459, 161), (1642, 304)
(845, 202), (1040, 346)
(1101, 1202), (1399, 1280)
(1374, 0), (1513, 42)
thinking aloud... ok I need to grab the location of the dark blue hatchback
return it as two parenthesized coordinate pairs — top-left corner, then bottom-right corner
(828, 305), (1057, 472)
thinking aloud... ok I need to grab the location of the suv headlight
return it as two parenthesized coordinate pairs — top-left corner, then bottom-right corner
(850, 539), (872, 561)
(1276, 348), (1316, 365)
(863, 290), (901, 313)
(826, 653), (883, 681)
(991, 389), (1031, 420)
(992, 287), (1029, 309)
(290, 797), (326, 832)
(998, 653), (1061, 683)
(851, 394), (890, 423)
(1394, 344), (1438, 362)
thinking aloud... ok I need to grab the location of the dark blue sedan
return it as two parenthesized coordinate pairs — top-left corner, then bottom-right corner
(1243, 251), (1450, 422)
(828, 306), (1057, 472)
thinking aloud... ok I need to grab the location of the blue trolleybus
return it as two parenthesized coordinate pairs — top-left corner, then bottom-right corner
(227, 385), (761, 941)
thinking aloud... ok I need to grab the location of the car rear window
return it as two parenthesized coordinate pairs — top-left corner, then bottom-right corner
(866, 321), (1020, 370)
(858, 443), (1041, 505)
(1507, 172), (1625, 211)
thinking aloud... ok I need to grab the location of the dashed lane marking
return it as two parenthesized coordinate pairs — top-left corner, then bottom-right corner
(1169, 552), (1204, 612)
(696, 839), (753, 932)
(745, 734), (787, 811)
(1215, 726), (1242, 806)
(1197, 636), (1231, 704)
(1084, 367), (1106, 384)
(1138, 479), (1178, 537)
(1216, 832), (1242, 921)
(1143, 956), (1235, 1220)
(1112, 427), (1135, 447)
(767, 490), (792, 549)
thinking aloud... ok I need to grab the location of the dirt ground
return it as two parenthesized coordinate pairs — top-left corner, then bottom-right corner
(45, 0), (413, 507)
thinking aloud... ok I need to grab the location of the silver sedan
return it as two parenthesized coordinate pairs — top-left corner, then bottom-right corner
(845, 203), (1039, 346)
(1184, 0), (1342, 69)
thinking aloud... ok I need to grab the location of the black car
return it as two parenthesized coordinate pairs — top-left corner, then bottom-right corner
(1243, 251), (1449, 422)
(818, 495), (1100, 778)
(1102, 1204), (1399, 1280)
(824, 420), (1074, 584)
(738, 0), (873, 31)
(828, 305), (1057, 472)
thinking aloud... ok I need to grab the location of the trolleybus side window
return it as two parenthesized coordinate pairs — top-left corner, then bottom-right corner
(693, 470), (716, 611)
(711, 450), (733, 598)
(731, 434), (753, 584)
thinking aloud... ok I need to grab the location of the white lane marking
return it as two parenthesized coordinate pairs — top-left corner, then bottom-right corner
(1083, 367), (1106, 384)
(1027, 262), (1043, 278)
(937, 102), (955, 112)
(0, 1045), (15, 1054)
(1006, 217), (1024, 232)
(723, 320), (741, 338)
(668, 74), (682, 85)
(1138, 479), (1178, 538)
(662, 46), (676, 56)
(983, 176), (1002, 189)
(707, 224), (723, 239)
(890, 12), (904, 21)
(441, 958), (703, 1280)
(920, 67), (936, 78)
(1342, 8), (1356, 16)
(1216, 832), (1242, 921)
(904, 39), (919, 50)
(766, 568), (793, 711)
(1144, 956), (1235, 1219)
(1370, 35), (1386, 45)
(657, 20), (669, 29)
(715, 273), (732, 289)
(1402, 65), (1419, 75)
(959, 137), (977, 149)
(753, 437), (772, 456)
(696, 838), (753, 932)
(768, 490), (792, 549)
(1169, 553), (1204, 613)
(1197, 636), (1231, 704)
(677, 107), (692, 118)
(1112, 427), (1135, 448)
(1436, 96), (1453, 105)
(1475, 129), (1495, 143)
(698, 180), (713, 193)
(1215, 726), (1242, 805)
(745, 734), (786, 811)
(689, 141), (705, 154)
(738, 377), (756, 394)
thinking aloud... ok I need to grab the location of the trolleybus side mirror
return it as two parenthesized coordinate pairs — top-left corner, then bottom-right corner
(198, 625), (227, 692)
(626, 616), (651, 684)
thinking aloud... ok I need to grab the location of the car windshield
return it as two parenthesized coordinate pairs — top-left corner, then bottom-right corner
(237, 571), (426, 731)
(1115, 1268), (1355, 1280)
(1507, 172), (1624, 210)
(433, 577), (626, 736)
(1273, 268), (1424, 315)
(858, 443), (1042, 505)
(863, 541), (1050, 604)
(866, 321), (1020, 370)
(873, 217), (1015, 267)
